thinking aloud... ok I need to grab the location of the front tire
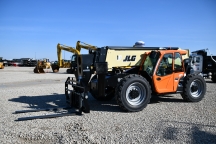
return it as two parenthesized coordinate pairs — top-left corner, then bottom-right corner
(115, 74), (151, 112)
(181, 74), (206, 102)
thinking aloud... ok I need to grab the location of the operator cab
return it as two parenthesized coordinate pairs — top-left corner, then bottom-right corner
(140, 50), (186, 93)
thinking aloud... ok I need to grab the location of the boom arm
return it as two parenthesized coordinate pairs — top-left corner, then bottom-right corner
(57, 44), (80, 67)
(57, 41), (97, 67)
(76, 41), (97, 52)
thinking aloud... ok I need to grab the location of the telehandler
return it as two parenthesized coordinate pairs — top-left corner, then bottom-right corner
(64, 46), (206, 113)
(14, 45), (206, 121)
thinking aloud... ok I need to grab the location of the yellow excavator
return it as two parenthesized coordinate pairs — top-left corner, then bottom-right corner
(0, 62), (4, 69)
(51, 41), (97, 73)
(33, 58), (51, 73)
(0, 57), (4, 69)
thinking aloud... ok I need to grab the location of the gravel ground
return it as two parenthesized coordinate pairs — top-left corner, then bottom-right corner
(0, 67), (216, 144)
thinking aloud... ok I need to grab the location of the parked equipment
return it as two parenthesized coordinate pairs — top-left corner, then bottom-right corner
(185, 49), (216, 82)
(0, 57), (5, 69)
(65, 46), (206, 113)
(51, 41), (97, 73)
(15, 44), (206, 120)
(0, 57), (4, 69)
(33, 58), (51, 73)
(0, 62), (4, 69)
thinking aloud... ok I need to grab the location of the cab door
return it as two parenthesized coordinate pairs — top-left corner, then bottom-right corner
(153, 53), (174, 93)
(173, 52), (185, 91)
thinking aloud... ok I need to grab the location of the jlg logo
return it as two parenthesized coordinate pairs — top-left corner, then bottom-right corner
(123, 55), (136, 62)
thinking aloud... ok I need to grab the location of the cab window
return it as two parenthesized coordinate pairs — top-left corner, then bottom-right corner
(156, 53), (173, 76)
(174, 52), (183, 72)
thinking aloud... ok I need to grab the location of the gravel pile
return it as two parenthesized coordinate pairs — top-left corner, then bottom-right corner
(0, 67), (216, 143)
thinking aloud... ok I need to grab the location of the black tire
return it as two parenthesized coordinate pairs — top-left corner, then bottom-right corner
(211, 74), (216, 83)
(51, 64), (59, 73)
(33, 68), (38, 73)
(181, 74), (206, 102)
(115, 74), (151, 112)
(89, 75), (115, 101)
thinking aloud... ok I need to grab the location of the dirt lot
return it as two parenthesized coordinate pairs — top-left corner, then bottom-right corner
(0, 67), (216, 143)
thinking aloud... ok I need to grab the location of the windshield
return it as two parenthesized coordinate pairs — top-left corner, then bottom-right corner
(71, 55), (76, 62)
(143, 54), (159, 76)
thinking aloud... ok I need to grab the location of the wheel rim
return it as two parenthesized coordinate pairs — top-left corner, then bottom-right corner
(190, 79), (203, 98)
(126, 82), (146, 106)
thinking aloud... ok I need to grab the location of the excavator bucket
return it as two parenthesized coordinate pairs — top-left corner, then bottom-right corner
(33, 66), (45, 73)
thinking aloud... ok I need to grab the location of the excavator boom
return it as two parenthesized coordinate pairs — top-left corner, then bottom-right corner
(57, 43), (80, 67)
(76, 41), (97, 52)
(52, 41), (97, 73)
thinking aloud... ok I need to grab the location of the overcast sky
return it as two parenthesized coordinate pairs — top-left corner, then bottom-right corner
(0, 0), (216, 60)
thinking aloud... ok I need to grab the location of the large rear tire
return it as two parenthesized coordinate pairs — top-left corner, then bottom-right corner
(181, 74), (206, 102)
(115, 74), (151, 112)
